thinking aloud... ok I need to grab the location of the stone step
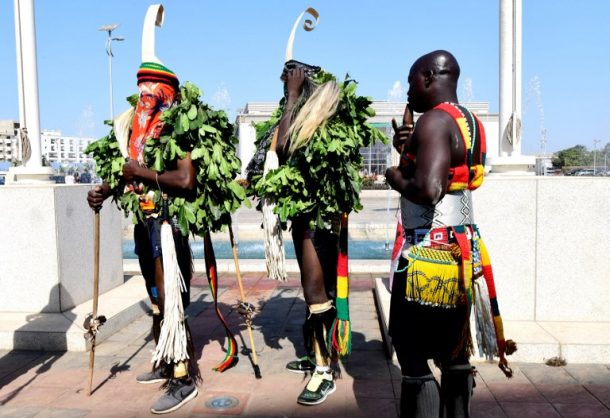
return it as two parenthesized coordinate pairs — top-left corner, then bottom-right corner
(0, 276), (149, 351)
(374, 277), (610, 364)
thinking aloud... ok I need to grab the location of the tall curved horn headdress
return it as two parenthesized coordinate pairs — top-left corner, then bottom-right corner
(284, 7), (319, 63)
(142, 4), (165, 64)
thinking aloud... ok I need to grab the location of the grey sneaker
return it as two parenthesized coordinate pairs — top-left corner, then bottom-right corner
(286, 356), (316, 374)
(297, 371), (336, 405)
(136, 367), (169, 384)
(151, 379), (198, 414)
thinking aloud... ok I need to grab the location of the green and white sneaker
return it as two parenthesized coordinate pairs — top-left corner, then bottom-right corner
(297, 371), (336, 405)
(286, 356), (316, 374)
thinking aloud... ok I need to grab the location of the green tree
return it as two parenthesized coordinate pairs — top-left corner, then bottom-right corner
(552, 145), (592, 168)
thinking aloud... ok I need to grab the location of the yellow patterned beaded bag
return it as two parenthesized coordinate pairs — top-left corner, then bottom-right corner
(403, 242), (473, 308)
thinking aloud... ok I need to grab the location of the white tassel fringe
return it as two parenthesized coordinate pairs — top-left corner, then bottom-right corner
(473, 277), (498, 360)
(262, 150), (287, 281)
(152, 222), (189, 366)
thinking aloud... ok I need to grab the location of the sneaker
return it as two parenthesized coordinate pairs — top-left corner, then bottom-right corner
(150, 379), (198, 414)
(297, 371), (336, 406)
(136, 367), (169, 384)
(286, 356), (316, 374)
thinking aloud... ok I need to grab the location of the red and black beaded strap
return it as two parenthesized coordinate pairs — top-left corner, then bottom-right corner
(434, 102), (486, 191)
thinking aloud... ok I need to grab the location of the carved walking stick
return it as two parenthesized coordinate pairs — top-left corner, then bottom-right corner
(229, 225), (262, 378)
(84, 209), (106, 396)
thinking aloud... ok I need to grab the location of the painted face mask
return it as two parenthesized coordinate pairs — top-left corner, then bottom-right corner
(127, 62), (179, 210)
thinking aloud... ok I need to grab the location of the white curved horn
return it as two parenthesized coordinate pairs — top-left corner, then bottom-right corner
(285, 7), (319, 63)
(142, 4), (165, 64)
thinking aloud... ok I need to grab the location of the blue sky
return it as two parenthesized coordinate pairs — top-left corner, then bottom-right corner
(1, 0), (609, 154)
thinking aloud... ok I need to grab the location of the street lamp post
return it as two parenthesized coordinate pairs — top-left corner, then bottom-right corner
(593, 139), (600, 175)
(98, 24), (124, 120)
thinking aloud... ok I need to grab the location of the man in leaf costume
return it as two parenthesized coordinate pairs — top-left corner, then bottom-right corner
(88, 79), (246, 415)
(385, 50), (515, 418)
(249, 56), (385, 405)
(86, 5), (246, 415)
(87, 63), (200, 414)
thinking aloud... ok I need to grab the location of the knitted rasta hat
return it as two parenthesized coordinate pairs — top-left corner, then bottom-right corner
(137, 62), (179, 89)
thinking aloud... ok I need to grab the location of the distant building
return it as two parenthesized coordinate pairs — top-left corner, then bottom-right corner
(41, 130), (95, 165)
(0, 120), (19, 163)
(235, 101), (499, 177)
(0, 121), (95, 166)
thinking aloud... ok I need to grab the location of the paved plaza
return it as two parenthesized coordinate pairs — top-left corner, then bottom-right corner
(0, 272), (609, 417)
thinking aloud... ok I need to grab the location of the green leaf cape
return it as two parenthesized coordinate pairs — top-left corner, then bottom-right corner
(248, 70), (387, 229)
(86, 81), (249, 236)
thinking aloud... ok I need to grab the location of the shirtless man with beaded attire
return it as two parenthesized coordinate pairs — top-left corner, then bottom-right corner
(386, 50), (515, 418)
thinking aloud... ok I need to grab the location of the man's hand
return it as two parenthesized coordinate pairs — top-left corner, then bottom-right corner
(285, 68), (306, 100)
(392, 104), (414, 154)
(392, 120), (415, 155)
(122, 159), (141, 183)
(87, 183), (111, 212)
(385, 166), (406, 193)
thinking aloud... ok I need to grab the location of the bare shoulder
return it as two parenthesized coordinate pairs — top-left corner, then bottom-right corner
(414, 109), (454, 142)
(417, 108), (454, 128)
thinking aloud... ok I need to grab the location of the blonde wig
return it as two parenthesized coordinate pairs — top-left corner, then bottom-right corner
(287, 80), (340, 155)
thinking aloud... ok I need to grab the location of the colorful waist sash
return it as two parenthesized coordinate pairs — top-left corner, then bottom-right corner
(395, 224), (516, 376)
(401, 225), (479, 308)
(400, 189), (474, 231)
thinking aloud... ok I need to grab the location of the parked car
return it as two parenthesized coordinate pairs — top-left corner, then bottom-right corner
(50, 175), (65, 184)
(566, 169), (596, 176)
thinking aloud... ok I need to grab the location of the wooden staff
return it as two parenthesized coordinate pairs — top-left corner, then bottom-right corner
(86, 210), (105, 395)
(228, 225), (262, 378)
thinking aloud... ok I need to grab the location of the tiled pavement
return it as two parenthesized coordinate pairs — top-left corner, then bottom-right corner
(0, 273), (609, 417)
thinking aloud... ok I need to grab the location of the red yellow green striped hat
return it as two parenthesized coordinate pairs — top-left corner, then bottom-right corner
(137, 62), (179, 89)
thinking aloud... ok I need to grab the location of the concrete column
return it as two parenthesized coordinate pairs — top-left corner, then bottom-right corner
(13, 0), (25, 161)
(493, 0), (533, 174)
(14, 0), (42, 168)
(499, 0), (514, 157)
(514, 0), (522, 156)
(499, 0), (523, 157)
(238, 119), (256, 177)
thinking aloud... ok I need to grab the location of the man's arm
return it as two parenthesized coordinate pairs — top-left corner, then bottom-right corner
(385, 110), (451, 205)
(122, 152), (196, 192)
(276, 68), (305, 164)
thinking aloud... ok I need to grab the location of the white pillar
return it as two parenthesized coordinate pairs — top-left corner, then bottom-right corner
(499, 0), (513, 157)
(492, 0), (534, 174)
(499, 0), (523, 157)
(13, 0), (25, 162)
(14, 0), (42, 168)
(513, 0), (522, 156)
(238, 119), (256, 177)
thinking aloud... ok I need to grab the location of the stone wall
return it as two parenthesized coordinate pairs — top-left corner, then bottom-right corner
(0, 184), (123, 312)
(475, 176), (610, 322)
